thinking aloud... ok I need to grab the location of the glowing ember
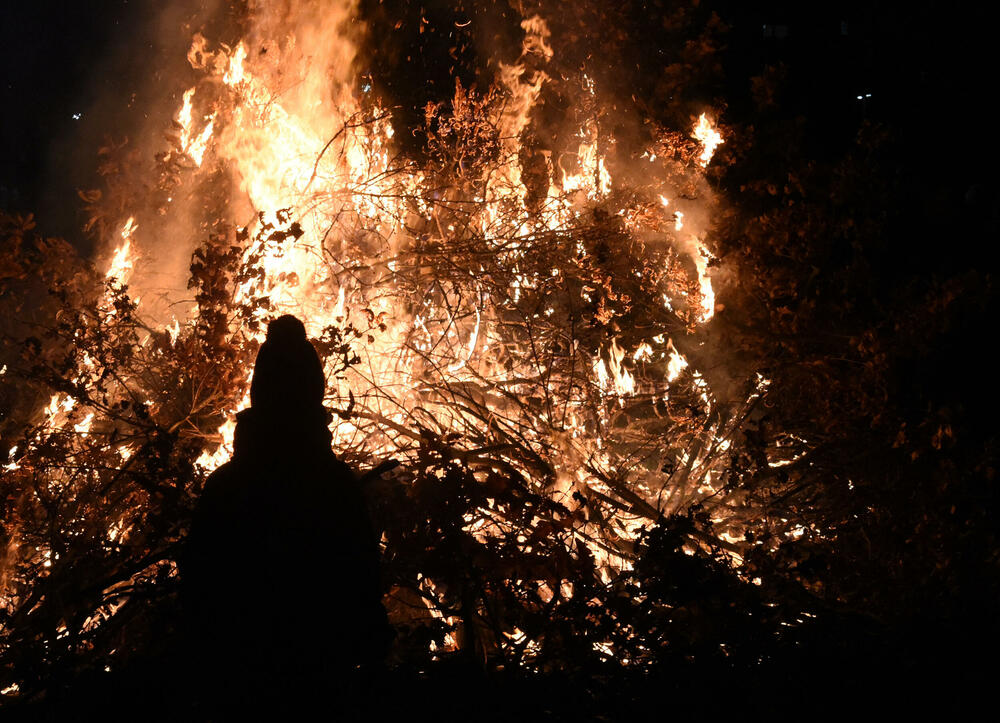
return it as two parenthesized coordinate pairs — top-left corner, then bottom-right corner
(105, 217), (136, 282)
(666, 341), (689, 382)
(693, 112), (724, 167)
(176, 88), (215, 166)
(691, 239), (716, 322)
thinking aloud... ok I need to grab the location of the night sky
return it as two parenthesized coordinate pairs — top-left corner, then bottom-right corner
(3, 1), (996, 242)
(1, 2), (134, 230)
(0, 0), (215, 243)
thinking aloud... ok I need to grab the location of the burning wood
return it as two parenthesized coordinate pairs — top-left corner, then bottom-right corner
(0, 0), (784, 701)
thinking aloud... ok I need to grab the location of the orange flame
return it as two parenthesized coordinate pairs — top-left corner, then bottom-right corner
(693, 112), (723, 166)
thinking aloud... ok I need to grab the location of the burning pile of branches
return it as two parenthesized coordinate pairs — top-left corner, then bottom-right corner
(0, 1), (813, 701)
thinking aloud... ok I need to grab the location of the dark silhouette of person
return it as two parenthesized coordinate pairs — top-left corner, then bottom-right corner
(183, 315), (390, 716)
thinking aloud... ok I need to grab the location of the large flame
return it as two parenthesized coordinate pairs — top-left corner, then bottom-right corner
(100, 4), (736, 563)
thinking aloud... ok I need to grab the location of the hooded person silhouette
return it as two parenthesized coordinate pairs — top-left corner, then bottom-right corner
(184, 315), (390, 715)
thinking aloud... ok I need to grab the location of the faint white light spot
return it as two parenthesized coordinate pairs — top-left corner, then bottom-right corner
(72, 113), (82, 120)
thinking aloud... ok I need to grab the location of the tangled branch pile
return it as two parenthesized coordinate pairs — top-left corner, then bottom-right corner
(0, 64), (797, 701)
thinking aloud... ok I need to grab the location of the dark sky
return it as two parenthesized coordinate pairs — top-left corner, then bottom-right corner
(0, 0), (215, 242)
(1, 3), (139, 224)
(2, 1), (996, 242)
